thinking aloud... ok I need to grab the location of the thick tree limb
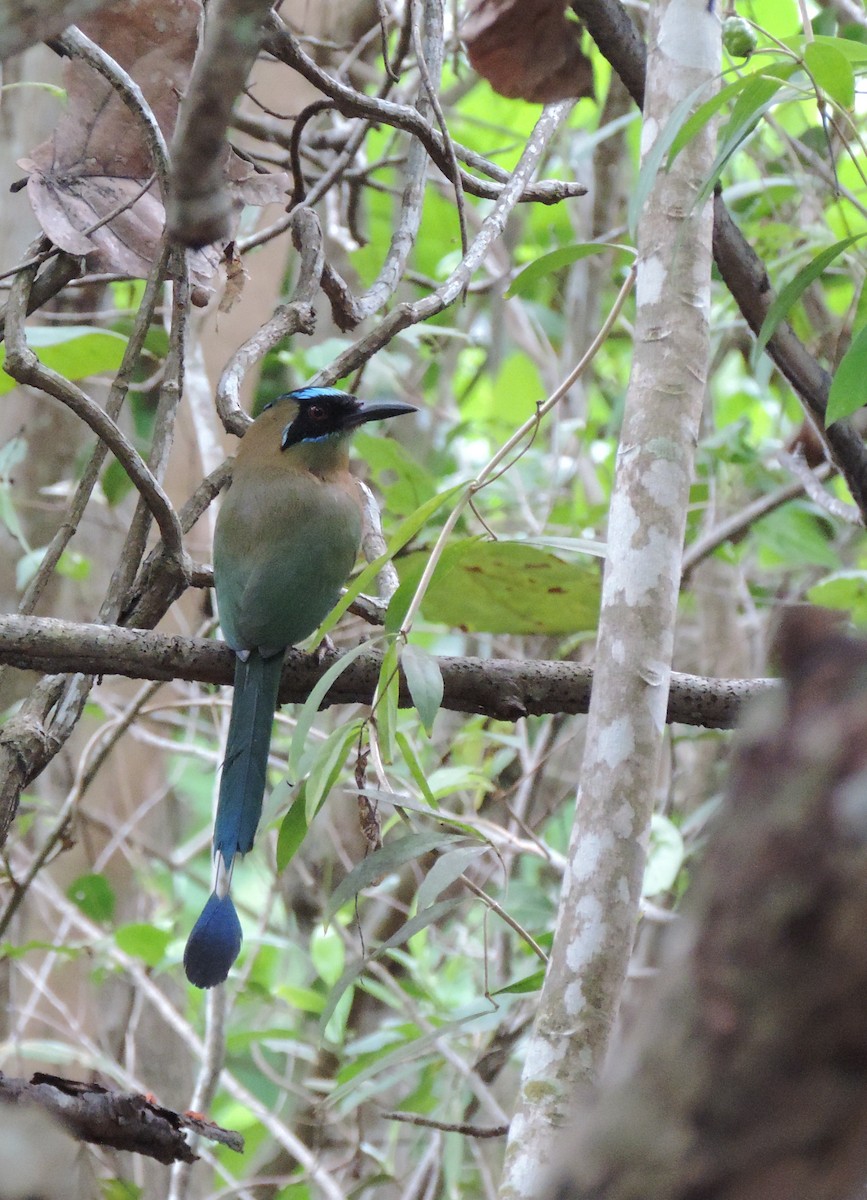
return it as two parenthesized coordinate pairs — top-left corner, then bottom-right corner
(0, 613), (773, 729)
(547, 609), (867, 1200)
(0, 1070), (243, 1165)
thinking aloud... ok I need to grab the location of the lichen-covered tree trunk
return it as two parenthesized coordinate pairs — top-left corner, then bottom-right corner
(499, 1), (720, 1194)
(545, 609), (867, 1200)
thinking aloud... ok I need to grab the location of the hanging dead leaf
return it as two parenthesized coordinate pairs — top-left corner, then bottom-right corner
(463, 0), (595, 104)
(18, 0), (288, 289)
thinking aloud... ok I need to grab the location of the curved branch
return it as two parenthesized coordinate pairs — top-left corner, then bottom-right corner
(215, 206), (324, 434)
(3, 263), (190, 580)
(263, 15), (586, 206)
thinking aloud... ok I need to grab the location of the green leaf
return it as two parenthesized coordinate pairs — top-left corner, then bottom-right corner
(688, 66), (799, 211)
(102, 458), (135, 506)
(310, 926), (345, 987)
(389, 540), (600, 635)
(289, 640), (372, 778)
(0, 939), (78, 960)
(630, 73), (723, 237)
(315, 484), (464, 642)
(755, 504), (839, 569)
(642, 814), (685, 897)
(18, 545), (93, 590)
(305, 719), (364, 823)
(395, 732), (439, 809)
(491, 969), (546, 996)
(401, 644), (444, 736)
(0, 326), (127, 395)
(828, 324), (867, 424)
(276, 785), (310, 872)
(375, 640), (400, 764)
(808, 570), (867, 624)
(101, 1181), (143, 1200)
(667, 64), (797, 169)
(416, 846), (485, 911)
(275, 985), (325, 1014)
(353, 431), (437, 517)
(784, 32), (867, 63)
(324, 832), (467, 924)
(754, 235), (863, 365)
(56, 549), (91, 582)
(320, 898), (463, 1030)
(67, 873), (116, 923)
(115, 923), (172, 967)
(15, 547), (43, 591)
(804, 40), (855, 107)
(506, 243), (635, 298)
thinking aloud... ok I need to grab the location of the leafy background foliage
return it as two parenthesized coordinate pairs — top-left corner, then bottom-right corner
(2, 0), (867, 1196)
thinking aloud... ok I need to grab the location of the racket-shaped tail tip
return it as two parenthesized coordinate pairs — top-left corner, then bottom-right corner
(183, 891), (243, 988)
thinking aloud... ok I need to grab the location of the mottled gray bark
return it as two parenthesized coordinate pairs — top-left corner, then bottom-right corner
(500, 0), (721, 1193)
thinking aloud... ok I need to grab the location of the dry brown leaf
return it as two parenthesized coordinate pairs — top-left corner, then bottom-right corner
(463, 0), (595, 104)
(19, 0), (288, 288)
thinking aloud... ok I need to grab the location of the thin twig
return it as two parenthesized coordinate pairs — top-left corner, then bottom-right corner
(382, 1111), (509, 1138)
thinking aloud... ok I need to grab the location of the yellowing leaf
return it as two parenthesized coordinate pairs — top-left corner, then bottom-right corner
(390, 540), (600, 635)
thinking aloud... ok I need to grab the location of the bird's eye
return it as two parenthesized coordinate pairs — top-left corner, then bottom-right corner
(308, 405), (326, 421)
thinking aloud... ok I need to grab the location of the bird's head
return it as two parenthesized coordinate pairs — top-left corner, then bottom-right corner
(270, 387), (416, 451)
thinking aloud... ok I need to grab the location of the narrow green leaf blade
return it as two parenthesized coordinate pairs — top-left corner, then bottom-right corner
(289, 639), (372, 777)
(754, 235), (862, 364)
(416, 845), (485, 911)
(401, 644), (444, 736)
(305, 719), (363, 823)
(276, 784), (309, 872)
(395, 732), (439, 809)
(320, 898), (463, 1030)
(506, 243), (635, 299)
(828, 324), (867, 425)
(804, 41), (855, 108)
(324, 831), (465, 924)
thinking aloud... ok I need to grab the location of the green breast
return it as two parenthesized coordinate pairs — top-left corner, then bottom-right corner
(214, 466), (362, 654)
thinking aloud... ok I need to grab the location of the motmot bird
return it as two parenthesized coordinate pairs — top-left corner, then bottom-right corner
(184, 387), (415, 988)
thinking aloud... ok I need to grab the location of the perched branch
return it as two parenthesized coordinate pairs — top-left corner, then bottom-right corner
(0, 613), (774, 729)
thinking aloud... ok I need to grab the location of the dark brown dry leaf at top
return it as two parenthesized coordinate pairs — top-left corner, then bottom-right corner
(463, 0), (594, 104)
(18, 0), (288, 289)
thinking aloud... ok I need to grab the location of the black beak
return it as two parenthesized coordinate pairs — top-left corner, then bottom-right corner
(344, 400), (417, 428)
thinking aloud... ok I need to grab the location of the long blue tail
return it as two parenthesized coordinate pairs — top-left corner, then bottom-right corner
(184, 650), (284, 988)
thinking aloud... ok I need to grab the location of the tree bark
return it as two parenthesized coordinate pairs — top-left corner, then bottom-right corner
(500, 0), (720, 1193)
(547, 609), (867, 1200)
